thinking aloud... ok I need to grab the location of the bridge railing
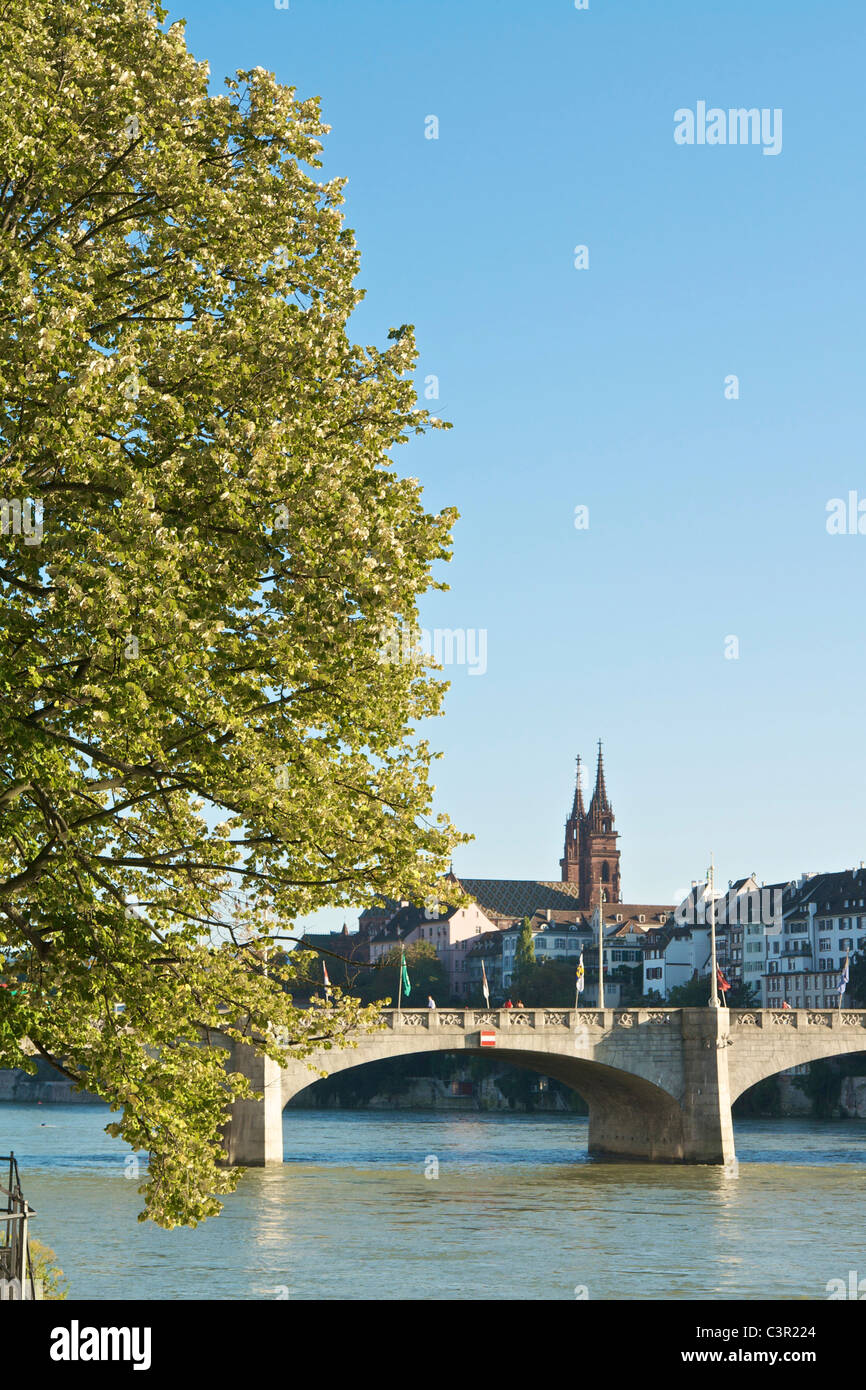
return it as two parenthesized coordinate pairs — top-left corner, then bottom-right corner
(728, 1007), (866, 1029)
(377, 1007), (866, 1032)
(378, 1007), (676, 1030)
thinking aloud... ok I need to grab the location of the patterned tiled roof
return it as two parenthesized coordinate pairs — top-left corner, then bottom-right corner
(455, 878), (586, 920)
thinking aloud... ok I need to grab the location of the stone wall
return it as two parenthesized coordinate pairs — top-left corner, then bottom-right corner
(838, 1076), (866, 1118)
(0, 1063), (101, 1105)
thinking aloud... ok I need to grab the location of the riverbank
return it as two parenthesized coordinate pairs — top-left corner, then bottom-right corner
(0, 1061), (100, 1105)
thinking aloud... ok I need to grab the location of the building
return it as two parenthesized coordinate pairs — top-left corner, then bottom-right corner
(764, 868), (866, 1009)
(643, 924), (711, 999)
(464, 931), (505, 999)
(364, 900), (494, 998)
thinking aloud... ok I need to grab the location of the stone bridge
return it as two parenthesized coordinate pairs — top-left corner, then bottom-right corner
(222, 1006), (866, 1168)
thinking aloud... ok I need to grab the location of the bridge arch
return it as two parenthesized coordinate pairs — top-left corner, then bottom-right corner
(282, 1040), (687, 1153)
(727, 1022), (866, 1103)
(276, 1012), (700, 1162)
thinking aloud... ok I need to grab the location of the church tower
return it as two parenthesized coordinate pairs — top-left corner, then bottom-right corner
(560, 755), (586, 888)
(580, 741), (621, 908)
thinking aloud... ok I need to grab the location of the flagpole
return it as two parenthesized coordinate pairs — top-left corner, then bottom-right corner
(709, 853), (719, 1009)
(597, 890), (605, 1010)
(397, 946), (403, 1012)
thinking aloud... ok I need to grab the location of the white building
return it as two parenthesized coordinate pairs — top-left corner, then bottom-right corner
(764, 868), (866, 1009)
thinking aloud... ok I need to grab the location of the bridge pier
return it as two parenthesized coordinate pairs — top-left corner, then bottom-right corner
(222, 1040), (284, 1166)
(585, 1007), (735, 1163)
(680, 1007), (736, 1164)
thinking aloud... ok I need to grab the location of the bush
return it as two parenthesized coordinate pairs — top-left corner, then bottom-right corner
(29, 1239), (68, 1300)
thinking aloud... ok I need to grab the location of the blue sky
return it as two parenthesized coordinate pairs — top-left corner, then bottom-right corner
(171, 0), (866, 925)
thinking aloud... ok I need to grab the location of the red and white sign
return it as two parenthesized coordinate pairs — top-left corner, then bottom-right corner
(480, 1031), (497, 1048)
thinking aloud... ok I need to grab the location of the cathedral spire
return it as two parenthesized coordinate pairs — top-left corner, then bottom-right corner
(589, 739), (611, 825)
(560, 753), (585, 887)
(582, 740), (621, 906)
(572, 754), (586, 819)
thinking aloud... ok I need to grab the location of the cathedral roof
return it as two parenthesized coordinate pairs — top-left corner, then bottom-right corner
(455, 877), (585, 922)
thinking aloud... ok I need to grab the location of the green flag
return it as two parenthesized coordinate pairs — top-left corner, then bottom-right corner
(400, 949), (411, 999)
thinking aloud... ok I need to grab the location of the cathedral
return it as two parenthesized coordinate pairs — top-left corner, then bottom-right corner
(560, 742), (622, 908)
(335, 743), (673, 1003)
(351, 741), (640, 936)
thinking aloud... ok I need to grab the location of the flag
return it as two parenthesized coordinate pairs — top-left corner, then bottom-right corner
(481, 959), (490, 1006)
(400, 948), (411, 1000)
(838, 954), (850, 996)
(717, 966), (730, 993)
(322, 960), (332, 1001)
(576, 952), (585, 996)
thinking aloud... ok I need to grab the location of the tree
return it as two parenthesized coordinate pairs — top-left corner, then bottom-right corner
(29, 1238), (69, 1300)
(849, 951), (866, 1007)
(667, 974), (712, 1007)
(516, 957), (575, 1007)
(726, 980), (760, 1009)
(0, 1), (465, 1227)
(353, 940), (447, 1006)
(512, 918), (536, 996)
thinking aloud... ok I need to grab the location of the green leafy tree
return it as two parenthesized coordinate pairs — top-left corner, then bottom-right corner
(667, 974), (712, 1007)
(29, 1238), (69, 1300)
(726, 980), (760, 1009)
(512, 918), (536, 996)
(516, 957), (576, 1007)
(0, 1), (465, 1227)
(354, 940), (447, 1006)
(849, 951), (866, 1007)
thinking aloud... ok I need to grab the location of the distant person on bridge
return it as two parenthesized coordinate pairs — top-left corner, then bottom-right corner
(427, 995), (436, 1009)
(504, 998), (513, 1009)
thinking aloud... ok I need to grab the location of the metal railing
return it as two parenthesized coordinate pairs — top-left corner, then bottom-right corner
(0, 1153), (36, 1300)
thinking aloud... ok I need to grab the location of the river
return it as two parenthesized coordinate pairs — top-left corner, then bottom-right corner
(5, 1104), (865, 1300)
